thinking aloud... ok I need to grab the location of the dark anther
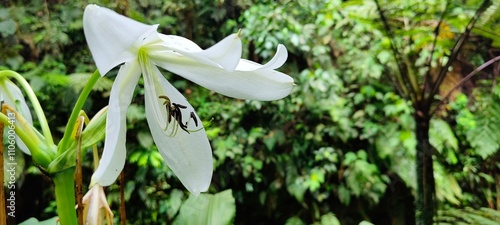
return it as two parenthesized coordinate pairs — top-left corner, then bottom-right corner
(159, 95), (193, 134)
(189, 112), (198, 127)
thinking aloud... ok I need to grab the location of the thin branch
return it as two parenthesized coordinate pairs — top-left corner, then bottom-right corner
(431, 55), (500, 115)
(428, 0), (491, 104)
(422, 1), (450, 100)
(490, 49), (500, 92)
(374, 0), (415, 101)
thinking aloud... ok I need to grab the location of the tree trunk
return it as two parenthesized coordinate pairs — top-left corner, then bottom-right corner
(415, 112), (435, 225)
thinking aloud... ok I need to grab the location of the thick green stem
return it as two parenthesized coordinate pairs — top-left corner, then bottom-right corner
(53, 168), (77, 225)
(58, 70), (101, 154)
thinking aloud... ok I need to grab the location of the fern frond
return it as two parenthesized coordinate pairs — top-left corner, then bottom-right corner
(436, 207), (500, 225)
(477, 0), (500, 27)
(430, 118), (459, 163)
(474, 0), (500, 47)
(466, 97), (500, 159)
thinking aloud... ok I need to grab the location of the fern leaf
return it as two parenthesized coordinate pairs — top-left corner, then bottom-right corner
(474, 0), (500, 47)
(466, 98), (500, 159)
(477, 0), (500, 27)
(436, 207), (500, 224)
(429, 118), (458, 164)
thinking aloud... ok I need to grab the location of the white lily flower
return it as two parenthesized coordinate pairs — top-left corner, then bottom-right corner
(0, 77), (33, 155)
(83, 4), (293, 194)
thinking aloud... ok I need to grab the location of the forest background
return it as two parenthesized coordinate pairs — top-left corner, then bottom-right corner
(1, 0), (500, 224)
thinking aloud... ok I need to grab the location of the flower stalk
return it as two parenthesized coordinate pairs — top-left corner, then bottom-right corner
(58, 70), (101, 154)
(53, 168), (78, 225)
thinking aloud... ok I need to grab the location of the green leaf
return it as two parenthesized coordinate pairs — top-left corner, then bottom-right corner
(337, 184), (351, 205)
(434, 162), (462, 205)
(429, 118), (458, 164)
(474, 0), (500, 47)
(19, 217), (59, 225)
(466, 98), (500, 159)
(167, 189), (185, 219)
(0, 19), (16, 36)
(47, 107), (107, 173)
(285, 216), (306, 225)
(321, 213), (341, 225)
(79, 106), (107, 148)
(436, 207), (500, 224)
(173, 190), (236, 225)
(287, 180), (308, 202)
(429, 118), (458, 152)
(68, 73), (113, 92)
(137, 131), (154, 148)
(127, 103), (147, 122)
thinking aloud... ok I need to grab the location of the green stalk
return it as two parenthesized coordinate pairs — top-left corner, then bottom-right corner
(0, 70), (55, 147)
(53, 167), (77, 225)
(58, 70), (100, 154)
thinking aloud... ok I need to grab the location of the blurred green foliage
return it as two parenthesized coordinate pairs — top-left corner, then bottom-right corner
(1, 0), (500, 224)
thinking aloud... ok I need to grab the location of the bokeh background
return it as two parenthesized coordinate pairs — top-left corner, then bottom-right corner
(1, 0), (500, 224)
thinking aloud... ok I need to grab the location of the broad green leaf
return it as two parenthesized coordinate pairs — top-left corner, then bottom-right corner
(287, 180), (308, 202)
(285, 216), (306, 225)
(321, 213), (341, 225)
(19, 217), (58, 225)
(173, 189), (235, 225)
(167, 189), (185, 220)
(137, 131), (154, 148)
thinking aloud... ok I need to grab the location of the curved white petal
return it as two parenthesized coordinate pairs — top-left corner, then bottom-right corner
(2, 79), (33, 123)
(0, 78), (33, 155)
(237, 44), (288, 71)
(144, 65), (213, 194)
(83, 4), (158, 75)
(91, 60), (141, 186)
(151, 53), (294, 101)
(158, 35), (203, 52)
(156, 33), (242, 71)
(200, 34), (242, 71)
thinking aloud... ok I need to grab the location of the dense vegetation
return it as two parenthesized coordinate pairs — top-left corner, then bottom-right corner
(1, 0), (500, 224)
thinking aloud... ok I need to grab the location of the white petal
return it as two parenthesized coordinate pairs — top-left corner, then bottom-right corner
(83, 4), (158, 75)
(144, 65), (213, 194)
(91, 60), (141, 186)
(151, 55), (294, 101)
(200, 34), (242, 71)
(237, 44), (288, 71)
(0, 78), (33, 124)
(156, 33), (242, 72)
(0, 78), (33, 155)
(157, 35), (203, 51)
